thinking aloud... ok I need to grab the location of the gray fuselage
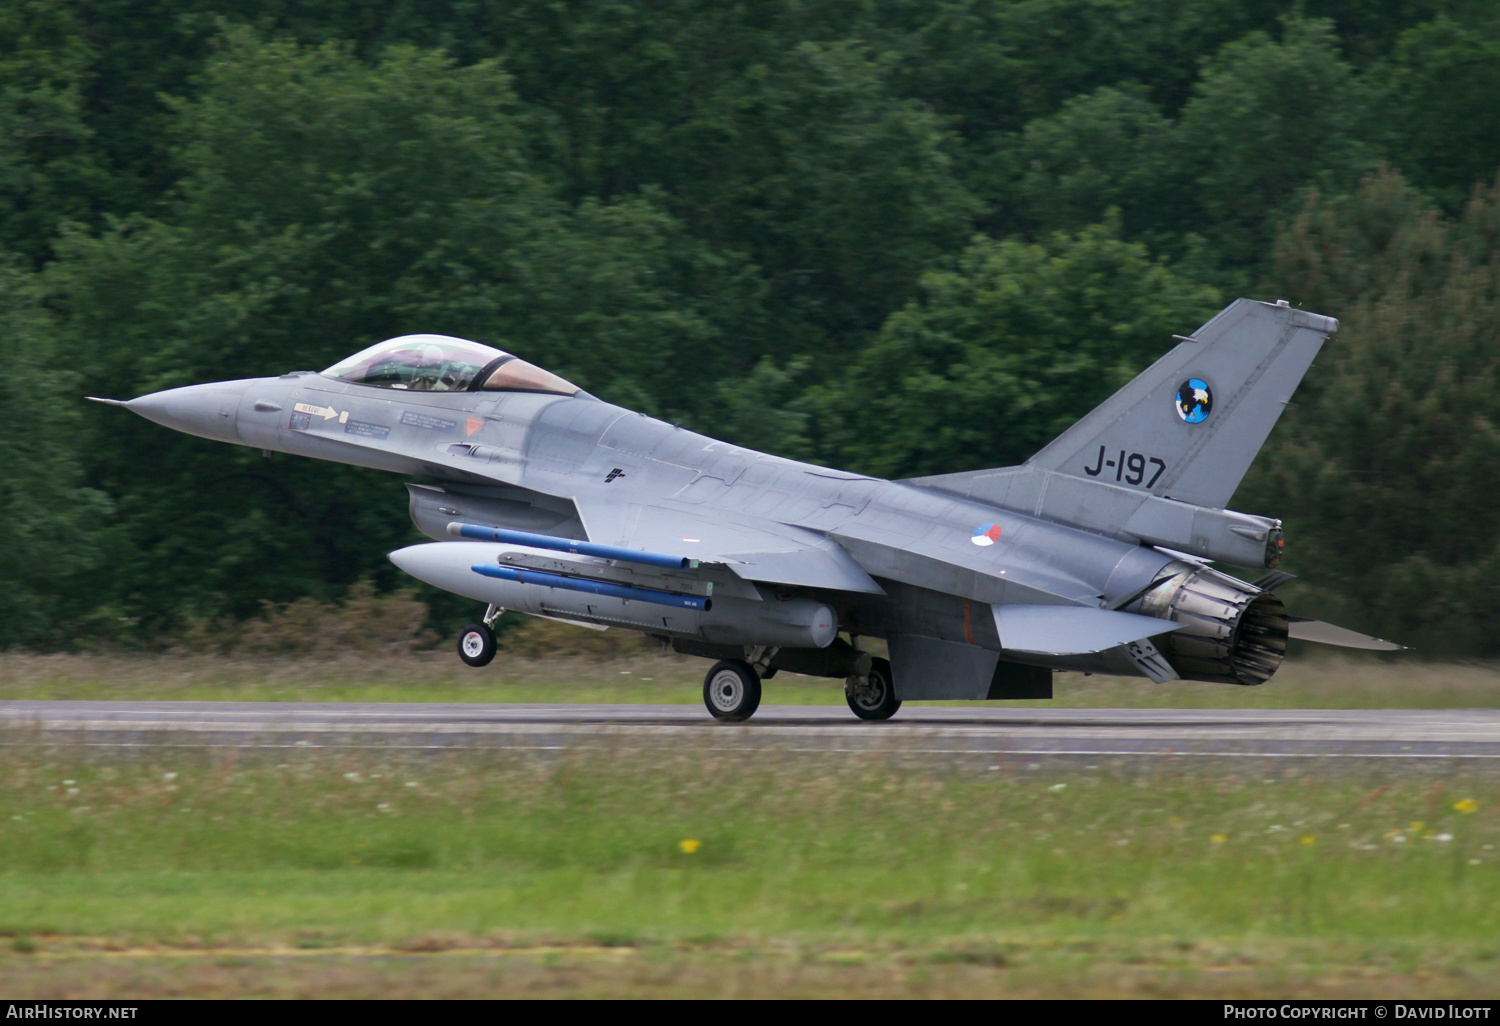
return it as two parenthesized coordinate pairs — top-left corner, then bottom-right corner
(132, 369), (1192, 678)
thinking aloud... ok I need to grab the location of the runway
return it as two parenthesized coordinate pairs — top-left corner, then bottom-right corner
(3, 701), (1500, 766)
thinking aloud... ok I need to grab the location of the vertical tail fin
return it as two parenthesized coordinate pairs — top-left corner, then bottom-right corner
(911, 299), (1336, 509)
(904, 299), (1337, 566)
(1026, 298), (1336, 508)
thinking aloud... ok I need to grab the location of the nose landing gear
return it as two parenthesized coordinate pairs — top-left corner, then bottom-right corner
(456, 604), (504, 667)
(457, 622), (496, 666)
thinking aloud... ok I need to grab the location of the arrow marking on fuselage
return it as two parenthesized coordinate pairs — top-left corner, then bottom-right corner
(293, 402), (343, 422)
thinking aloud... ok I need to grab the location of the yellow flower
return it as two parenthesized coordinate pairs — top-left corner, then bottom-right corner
(1410, 821), (1424, 833)
(1454, 799), (1479, 815)
(1210, 833), (1227, 844)
(1300, 835), (1315, 846)
(679, 838), (702, 854)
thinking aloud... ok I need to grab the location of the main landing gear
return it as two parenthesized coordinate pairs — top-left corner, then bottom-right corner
(704, 646), (902, 724)
(845, 656), (900, 721)
(703, 659), (762, 722)
(456, 604), (503, 668)
(704, 645), (779, 722)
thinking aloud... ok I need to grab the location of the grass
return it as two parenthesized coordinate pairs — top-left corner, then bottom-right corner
(2, 647), (1498, 708)
(0, 744), (1497, 996)
(2, 638), (1498, 995)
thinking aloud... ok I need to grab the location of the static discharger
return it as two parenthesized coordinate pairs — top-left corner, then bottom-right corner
(448, 522), (699, 570)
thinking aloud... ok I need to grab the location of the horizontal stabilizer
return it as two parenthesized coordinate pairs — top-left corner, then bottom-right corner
(993, 604), (1183, 656)
(1287, 617), (1404, 651)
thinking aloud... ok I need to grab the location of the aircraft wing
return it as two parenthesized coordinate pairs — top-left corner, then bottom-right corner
(573, 497), (885, 595)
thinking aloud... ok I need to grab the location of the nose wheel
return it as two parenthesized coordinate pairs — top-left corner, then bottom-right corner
(703, 660), (762, 722)
(457, 622), (497, 667)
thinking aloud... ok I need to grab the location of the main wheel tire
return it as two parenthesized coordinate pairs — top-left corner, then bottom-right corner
(703, 659), (762, 722)
(846, 656), (901, 721)
(457, 622), (497, 667)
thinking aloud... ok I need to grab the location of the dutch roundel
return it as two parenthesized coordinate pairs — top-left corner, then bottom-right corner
(971, 523), (1003, 547)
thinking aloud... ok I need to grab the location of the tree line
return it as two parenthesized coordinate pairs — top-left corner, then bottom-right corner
(2, 0), (1498, 654)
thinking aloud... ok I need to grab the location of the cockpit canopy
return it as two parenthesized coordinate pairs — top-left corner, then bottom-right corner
(320, 335), (579, 396)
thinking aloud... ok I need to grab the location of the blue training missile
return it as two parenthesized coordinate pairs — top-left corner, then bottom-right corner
(448, 522), (696, 569)
(470, 563), (710, 610)
(390, 541), (835, 649)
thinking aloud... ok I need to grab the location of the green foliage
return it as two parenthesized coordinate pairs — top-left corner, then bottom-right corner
(1007, 17), (1383, 272)
(45, 35), (757, 630)
(0, 2), (1495, 649)
(1383, 11), (1500, 209)
(689, 357), (816, 462)
(812, 222), (1220, 478)
(0, 260), (113, 648)
(662, 40), (981, 351)
(1009, 86), (1185, 249)
(886, 0), (1288, 139)
(497, 616), (657, 660)
(423, 193), (757, 415)
(1175, 17), (1378, 273)
(1250, 168), (1500, 653)
(176, 580), (436, 658)
(148, 31), (756, 407)
(0, 2), (99, 265)
(467, 4), (983, 353)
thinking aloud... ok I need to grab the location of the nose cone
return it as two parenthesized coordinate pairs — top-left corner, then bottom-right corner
(387, 543), (438, 582)
(126, 382), (248, 443)
(389, 542), (497, 604)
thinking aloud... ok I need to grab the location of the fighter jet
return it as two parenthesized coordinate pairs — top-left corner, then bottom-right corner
(92, 298), (1399, 722)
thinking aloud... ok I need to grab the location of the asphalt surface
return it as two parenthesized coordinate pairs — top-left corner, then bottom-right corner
(3, 701), (1500, 767)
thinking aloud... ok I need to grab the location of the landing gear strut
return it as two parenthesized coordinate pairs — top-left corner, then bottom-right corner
(703, 659), (762, 722)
